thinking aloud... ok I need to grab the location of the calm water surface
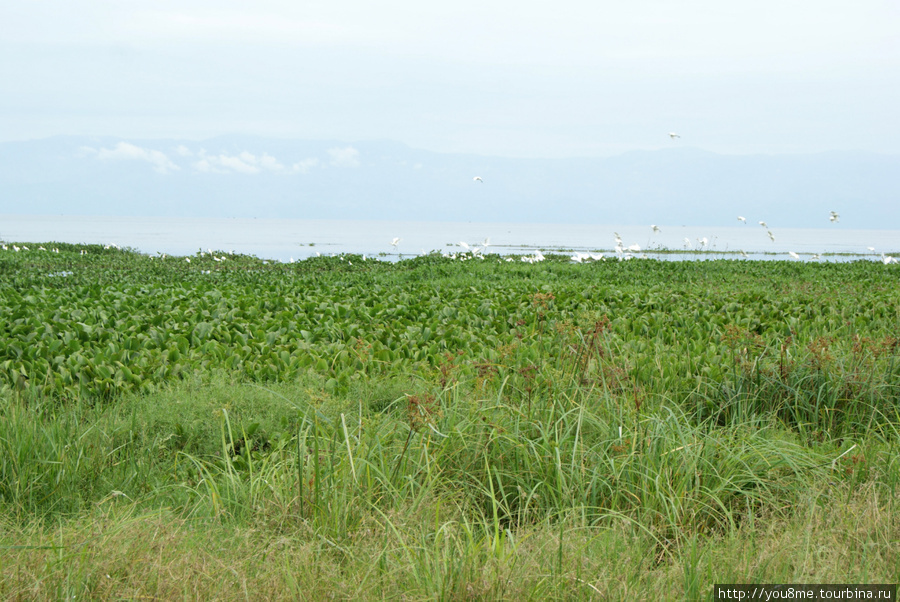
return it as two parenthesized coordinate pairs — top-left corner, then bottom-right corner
(2, 214), (898, 263)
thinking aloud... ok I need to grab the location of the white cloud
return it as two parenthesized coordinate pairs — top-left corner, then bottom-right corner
(189, 150), (296, 174)
(216, 154), (260, 174)
(192, 158), (223, 173)
(90, 142), (180, 174)
(291, 158), (320, 174)
(175, 145), (193, 157)
(257, 154), (285, 171)
(327, 146), (360, 167)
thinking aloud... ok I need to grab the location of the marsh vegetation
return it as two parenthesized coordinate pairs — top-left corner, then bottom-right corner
(1, 244), (899, 599)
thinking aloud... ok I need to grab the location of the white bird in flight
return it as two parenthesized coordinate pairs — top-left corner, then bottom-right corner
(669, 132), (681, 139)
(789, 251), (800, 260)
(737, 216), (746, 223)
(829, 211), (840, 223)
(767, 230), (776, 242)
(473, 176), (483, 183)
(759, 221), (768, 228)
(390, 237), (401, 247)
(651, 225), (660, 233)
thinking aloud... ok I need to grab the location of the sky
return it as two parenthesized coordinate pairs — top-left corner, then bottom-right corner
(1, 1), (899, 158)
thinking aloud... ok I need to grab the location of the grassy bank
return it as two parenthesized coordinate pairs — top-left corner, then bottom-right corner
(2, 244), (899, 599)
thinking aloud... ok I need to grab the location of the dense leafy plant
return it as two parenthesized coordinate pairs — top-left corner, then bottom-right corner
(2, 244), (898, 436)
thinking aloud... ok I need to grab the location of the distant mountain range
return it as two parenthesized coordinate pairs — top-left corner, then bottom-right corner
(1, 135), (897, 228)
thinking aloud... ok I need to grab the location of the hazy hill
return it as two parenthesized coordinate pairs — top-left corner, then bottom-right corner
(1, 135), (897, 228)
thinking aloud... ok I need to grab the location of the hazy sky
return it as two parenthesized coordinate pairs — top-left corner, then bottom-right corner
(2, 1), (898, 157)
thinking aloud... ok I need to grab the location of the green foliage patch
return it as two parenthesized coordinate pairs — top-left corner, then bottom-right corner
(2, 244), (898, 438)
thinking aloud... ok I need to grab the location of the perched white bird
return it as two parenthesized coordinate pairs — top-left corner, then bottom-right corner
(737, 216), (746, 223)
(759, 221), (768, 228)
(740, 250), (749, 258)
(882, 254), (898, 265)
(698, 237), (709, 249)
(651, 225), (660, 233)
(473, 176), (483, 183)
(669, 132), (681, 139)
(867, 246), (876, 252)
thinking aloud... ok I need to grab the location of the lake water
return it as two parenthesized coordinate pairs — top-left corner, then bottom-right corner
(1, 214), (898, 263)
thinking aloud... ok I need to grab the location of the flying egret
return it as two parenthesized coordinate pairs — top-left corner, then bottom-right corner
(759, 221), (768, 228)
(390, 237), (401, 248)
(473, 176), (483, 183)
(789, 251), (800, 260)
(829, 211), (839, 223)
(767, 230), (776, 242)
(737, 216), (746, 223)
(669, 132), (681, 139)
(651, 225), (660, 233)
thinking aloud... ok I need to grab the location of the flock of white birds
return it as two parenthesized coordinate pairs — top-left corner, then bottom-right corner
(383, 204), (897, 265)
(440, 134), (896, 265)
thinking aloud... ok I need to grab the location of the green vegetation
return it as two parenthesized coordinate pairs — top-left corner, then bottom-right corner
(1, 244), (899, 599)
